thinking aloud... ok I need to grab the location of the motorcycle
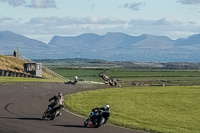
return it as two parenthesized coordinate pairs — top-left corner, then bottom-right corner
(84, 109), (110, 128)
(42, 106), (56, 120)
(42, 104), (63, 120)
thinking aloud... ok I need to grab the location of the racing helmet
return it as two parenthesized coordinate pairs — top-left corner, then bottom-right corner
(104, 104), (110, 111)
(58, 92), (62, 96)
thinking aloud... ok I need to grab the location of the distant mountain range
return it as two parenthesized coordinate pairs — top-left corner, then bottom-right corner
(0, 30), (200, 62)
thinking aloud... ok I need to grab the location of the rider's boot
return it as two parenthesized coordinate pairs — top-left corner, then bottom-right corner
(56, 111), (62, 117)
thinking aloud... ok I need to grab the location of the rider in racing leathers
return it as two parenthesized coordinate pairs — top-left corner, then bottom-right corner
(90, 104), (110, 125)
(48, 92), (64, 117)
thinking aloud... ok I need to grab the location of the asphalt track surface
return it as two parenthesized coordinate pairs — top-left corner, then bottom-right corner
(0, 82), (145, 133)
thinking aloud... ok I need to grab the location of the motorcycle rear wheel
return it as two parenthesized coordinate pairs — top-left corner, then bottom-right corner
(100, 117), (105, 125)
(92, 117), (104, 128)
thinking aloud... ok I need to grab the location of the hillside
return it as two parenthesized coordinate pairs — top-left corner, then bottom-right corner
(47, 32), (200, 62)
(0, 31), (48, 59)
(0, 55), (25, 73)
(1, 30), (200, 62)
(0, 55), (67, 81)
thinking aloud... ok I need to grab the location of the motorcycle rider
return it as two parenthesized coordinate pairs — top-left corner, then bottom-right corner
(48, 92), (64, 117)
(74, 76), (78, 82)
(74, 76), (79, 85)
(90, 104), (110, 126)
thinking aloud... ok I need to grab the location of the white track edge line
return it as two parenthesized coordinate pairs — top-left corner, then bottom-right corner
(62, 108), (142, 132)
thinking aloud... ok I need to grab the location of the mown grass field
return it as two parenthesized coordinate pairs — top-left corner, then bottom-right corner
(64, 86), (200, 133)
(54, 68), (200, 86)
(53, 69), (105, 82)
(105, 69), (200, 77)
(105, 69), (200, 86)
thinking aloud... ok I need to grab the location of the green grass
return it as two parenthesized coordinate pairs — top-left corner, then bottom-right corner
(54, 68), (200, 86)
(105, 69), (200, 77)
(54, 69), (104, 82)
(64, 86), (200, 133)
(0, 76), (62, 83)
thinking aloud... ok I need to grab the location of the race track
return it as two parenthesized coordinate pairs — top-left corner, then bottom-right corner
(0, 82), (144, 133)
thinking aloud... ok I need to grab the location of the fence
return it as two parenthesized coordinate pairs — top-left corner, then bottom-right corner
(0, 69), (36, 78)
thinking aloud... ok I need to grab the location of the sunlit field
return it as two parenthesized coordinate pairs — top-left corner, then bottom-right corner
(65, 86), (200, 133)
(55, 68), (200, 86)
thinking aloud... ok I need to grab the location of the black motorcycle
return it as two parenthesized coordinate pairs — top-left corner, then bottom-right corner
(84, 109), (110, 128)
(42, 106), (56, 120)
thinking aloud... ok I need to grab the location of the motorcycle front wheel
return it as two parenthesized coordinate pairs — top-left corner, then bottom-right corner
(84, 118), (89, 127)
(42, 110), (48, 119)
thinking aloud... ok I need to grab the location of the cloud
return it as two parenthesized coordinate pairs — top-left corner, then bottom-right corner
(0, 0), (57, 8)
(129, 18), (182, 26)
(28, 16), (126, 25)
(177, 0), (200, 4)
(26, 0), (57, 9)
(1, 16), (200, 43)
(0, 15), (13, 22)
(128, 18), (200, 39)
(123, 2), (144, 11)
(0, 16), (126, 42)
(0, 0), (26, 7)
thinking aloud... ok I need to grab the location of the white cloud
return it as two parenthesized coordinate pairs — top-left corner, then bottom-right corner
(0, 15), (13, 22)
(0, 16), (127, 42)
(129, 18), (182, 26)
(1, 16), (200, 43)
(177, 0), (200, 4)
(28, 16), (126, 25)
(26, 0), (57, 9)
(0, 0), (26, 7)
(123, 2), (144, 11)
(128, 18), (200, 39)
(0, 0), (57, 8)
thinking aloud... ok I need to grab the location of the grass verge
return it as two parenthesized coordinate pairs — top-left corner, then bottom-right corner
(64, 86), (200, 133)
(0, 76), (63, 83)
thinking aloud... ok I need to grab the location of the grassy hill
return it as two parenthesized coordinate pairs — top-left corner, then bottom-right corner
(0, 55), (63, 82)
(0, 55), (25, 73)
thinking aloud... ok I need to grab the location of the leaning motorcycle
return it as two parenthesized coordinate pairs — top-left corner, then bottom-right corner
(84, 109), (110, 128)
(42, 106), (56, 120)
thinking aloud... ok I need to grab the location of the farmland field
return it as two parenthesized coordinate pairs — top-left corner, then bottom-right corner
(53, 69), (105, 82)
(36, 59), (200, 86)
(53, 68), (200, 86)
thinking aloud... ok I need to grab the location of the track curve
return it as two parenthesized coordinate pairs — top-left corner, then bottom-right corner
(0, 83), (144, 133)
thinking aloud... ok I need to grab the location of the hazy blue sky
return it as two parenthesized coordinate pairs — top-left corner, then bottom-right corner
(0, 0), (200, 43)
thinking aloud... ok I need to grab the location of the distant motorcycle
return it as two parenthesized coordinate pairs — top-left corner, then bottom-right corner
(84, 109), (110, 128)
(100, 74), (118, 87)
(73, 76), (79, 85)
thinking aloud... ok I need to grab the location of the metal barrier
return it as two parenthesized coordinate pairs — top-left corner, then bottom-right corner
(0, 69), (33, 77)
(42, 67), (69, 82)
